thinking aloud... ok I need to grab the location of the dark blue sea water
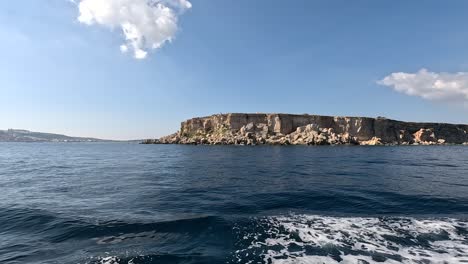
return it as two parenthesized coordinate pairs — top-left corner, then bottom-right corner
(1, 143), (468, 264)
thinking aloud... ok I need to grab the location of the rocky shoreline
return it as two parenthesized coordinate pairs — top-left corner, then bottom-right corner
(143, 113), (468, 146)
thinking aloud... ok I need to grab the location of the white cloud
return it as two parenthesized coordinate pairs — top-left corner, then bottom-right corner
(119, 44), (128, 53)
(77, 0), (191, 59)
(378, 69), (468, 102)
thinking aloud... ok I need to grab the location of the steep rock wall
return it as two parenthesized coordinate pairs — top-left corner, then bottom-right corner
(149, 113), (468, 145)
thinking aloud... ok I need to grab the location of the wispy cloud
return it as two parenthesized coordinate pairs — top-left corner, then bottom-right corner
(76, 0), (191, 59)
(378, 69), (468, 103)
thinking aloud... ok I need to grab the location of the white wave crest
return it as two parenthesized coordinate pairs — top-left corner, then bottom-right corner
(233, 215), (468, 264)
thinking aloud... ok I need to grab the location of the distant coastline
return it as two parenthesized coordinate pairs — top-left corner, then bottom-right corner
(0, 129), (107, 143)
(143, 113), (468, 146)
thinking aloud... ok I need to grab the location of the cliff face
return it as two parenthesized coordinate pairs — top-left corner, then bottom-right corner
(145, 113), (468, 145)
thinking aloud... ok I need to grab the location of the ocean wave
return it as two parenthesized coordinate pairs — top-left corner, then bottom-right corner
(90, 254), (223, 264)
(232, 215), (468, 264)
(0, 206), (225, 240)
(0, 207), (232, 263)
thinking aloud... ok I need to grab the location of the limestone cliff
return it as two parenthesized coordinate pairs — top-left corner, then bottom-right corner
(143, 113), (468, 145)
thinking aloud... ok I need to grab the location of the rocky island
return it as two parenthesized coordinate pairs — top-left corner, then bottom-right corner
(143, 113), (468, 146)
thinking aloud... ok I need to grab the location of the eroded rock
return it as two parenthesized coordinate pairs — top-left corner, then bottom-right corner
(142, 113), (468, 146)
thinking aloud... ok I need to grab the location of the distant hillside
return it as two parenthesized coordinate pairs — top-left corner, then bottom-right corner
(0, 129), (107, 142)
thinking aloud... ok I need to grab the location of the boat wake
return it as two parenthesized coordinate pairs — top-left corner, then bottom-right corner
(232, 215), (468, 264)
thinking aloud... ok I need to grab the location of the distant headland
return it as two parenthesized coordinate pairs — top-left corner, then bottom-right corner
(143, 113), (468, 146)
(0, 129), (106, 143)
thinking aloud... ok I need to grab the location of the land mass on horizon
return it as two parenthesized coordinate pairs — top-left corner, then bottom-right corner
(0, 129), (107, 143)
(144, 113), (468, 146)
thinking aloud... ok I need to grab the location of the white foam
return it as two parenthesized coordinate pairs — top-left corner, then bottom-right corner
(234, 215), (468, 264)
(99, 256), (120, 264)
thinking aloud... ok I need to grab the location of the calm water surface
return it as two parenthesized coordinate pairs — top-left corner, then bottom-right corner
(0, 143), (467, 263)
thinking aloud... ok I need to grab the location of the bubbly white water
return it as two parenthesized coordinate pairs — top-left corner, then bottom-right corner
(98, 256), (120, 264)
(234, 215), (468, 264)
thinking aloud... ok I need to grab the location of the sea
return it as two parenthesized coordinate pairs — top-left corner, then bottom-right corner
(0, 143), (467, 264)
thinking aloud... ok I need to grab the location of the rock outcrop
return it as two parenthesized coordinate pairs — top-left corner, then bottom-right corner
(143, 113), (468, 146)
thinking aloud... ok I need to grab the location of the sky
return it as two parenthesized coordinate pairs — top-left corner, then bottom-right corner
(1, 0), (468, 140)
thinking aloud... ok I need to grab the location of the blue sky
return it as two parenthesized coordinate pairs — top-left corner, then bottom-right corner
(1, 0), (468, 140)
